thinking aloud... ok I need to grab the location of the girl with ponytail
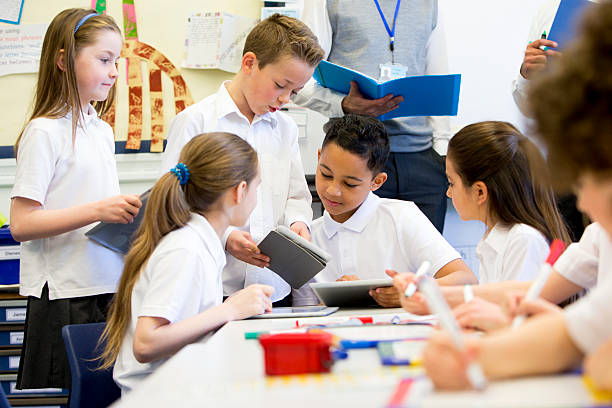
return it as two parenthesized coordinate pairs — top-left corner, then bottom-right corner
(445, 121), (570, 284)
(100, 133), (273, 394)
(395, 121), (570, 325)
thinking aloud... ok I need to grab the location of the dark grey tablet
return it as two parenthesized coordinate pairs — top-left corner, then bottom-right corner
(310, 279), (394, 307)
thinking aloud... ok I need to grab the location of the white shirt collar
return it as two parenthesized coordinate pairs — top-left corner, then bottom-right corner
(479, 223), (512, 255)
(322, 192), (381, 239)
(187, 212), (226, 270)
(215, 81), (278, 128)
(65, 104), (98, 128)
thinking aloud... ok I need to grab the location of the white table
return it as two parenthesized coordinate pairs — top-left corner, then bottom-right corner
(114, 308), (597, 408)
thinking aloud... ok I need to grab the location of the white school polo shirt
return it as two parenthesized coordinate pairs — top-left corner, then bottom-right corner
(11, 106), (123, 300)
(113, 213), (226, 394)
(293, 193), (460, 305)
(564, 242), (612, 354)
(554, 223), (612, 290)
(160, 81), (312, 302)
(476, 223), (549, 284)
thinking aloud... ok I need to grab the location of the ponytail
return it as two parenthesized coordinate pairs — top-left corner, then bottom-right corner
(99, 133), (258, 368)
(448, 121), (570, 246)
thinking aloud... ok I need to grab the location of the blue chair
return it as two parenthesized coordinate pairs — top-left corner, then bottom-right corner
(61, 323), (121, 408)
(0, 385), (10, 408)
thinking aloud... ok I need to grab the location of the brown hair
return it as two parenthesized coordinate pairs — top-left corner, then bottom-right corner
(529, 1), (612, 187)
(99, 133), (258, 369)
(14, 8), (121, 156)
(243, 13), (324, 69)
(448, 121), (570, 245)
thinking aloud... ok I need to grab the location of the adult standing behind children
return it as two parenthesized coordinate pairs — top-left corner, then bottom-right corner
(294, 0), (451, 232)
(511, 0), (599, 241)
(160, 15), (324, 303)
(10, 9), (141, 389)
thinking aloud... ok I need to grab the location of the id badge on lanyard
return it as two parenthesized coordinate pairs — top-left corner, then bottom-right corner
(379, 62), (408, 82)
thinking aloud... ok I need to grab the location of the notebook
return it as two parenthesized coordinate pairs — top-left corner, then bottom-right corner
(257, 225), (332, 289)
(313, 59), (461, 121)
(548, 0), (595, 50)
(85, 189), (150, 255)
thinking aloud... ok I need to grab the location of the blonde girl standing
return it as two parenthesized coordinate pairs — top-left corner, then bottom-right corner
(10, 9), (141, 389)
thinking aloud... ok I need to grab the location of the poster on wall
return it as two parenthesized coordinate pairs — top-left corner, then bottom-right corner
(0, 24), (46, 77)
(182, 12), (257, 73)
(0, 0), (24, 24)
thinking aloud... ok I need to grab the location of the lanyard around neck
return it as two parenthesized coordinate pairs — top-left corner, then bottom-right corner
(373, 0), (402, 52)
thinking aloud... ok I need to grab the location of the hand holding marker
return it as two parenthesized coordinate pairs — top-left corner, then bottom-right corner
(512, 239), (566, 329)
(539, 30), (548, 50)
(403, 260), (431, 297)
(419, 275), (488, 390)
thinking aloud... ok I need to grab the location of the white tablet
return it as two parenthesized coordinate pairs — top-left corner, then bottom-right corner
(249, 306), (339, 319)
(310, 279), (394, 307)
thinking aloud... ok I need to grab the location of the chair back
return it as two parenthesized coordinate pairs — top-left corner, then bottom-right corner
(0, 385), (10, 408)
(61, 323), (121, 408)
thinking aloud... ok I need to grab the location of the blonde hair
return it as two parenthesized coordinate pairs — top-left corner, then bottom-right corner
(243, 13), (324, 69)
(99, 133), (258, 369)
(14, 8), (121, 156)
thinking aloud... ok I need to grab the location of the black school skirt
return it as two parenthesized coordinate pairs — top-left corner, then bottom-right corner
(16, 284), (113, 389)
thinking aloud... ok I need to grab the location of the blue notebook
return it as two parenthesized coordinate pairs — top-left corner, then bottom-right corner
(313, 60), (461, 121)
(548, 0), (595, 50)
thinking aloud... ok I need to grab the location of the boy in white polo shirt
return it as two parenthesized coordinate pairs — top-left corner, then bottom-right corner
(160, 15), (324, 303)
(293, 115), (477, 307)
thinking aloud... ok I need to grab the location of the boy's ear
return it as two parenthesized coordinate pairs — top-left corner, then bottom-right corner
(370, 172), (388, 192)
(473, 181), (488, 205)
(242, 52), (257, 75)
(57, 49), (66, 71)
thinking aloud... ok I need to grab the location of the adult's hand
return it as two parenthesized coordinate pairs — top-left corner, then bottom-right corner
(341, 81), (403, 117)
(519, 39), (560, 80)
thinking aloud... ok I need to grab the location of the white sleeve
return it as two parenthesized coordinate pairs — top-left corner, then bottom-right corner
(159, 109), (203, 176)
(500, 232), (549, 281)
(425, 15), (451, 155)
(291, 0), (346, 118)
(397, 204), (460, 276)
(564, 274), (612, 354)
(284, 125), (313, 228)
(11, 125), (59, 204)
(554, 223), (601, 290)
(139, 248), (205, 323)
(512, 0), (560, 116)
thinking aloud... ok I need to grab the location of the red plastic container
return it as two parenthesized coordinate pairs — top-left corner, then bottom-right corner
(258, 332), (334, 375)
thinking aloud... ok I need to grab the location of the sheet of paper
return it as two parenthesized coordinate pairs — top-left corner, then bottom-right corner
(0, 24), (47, 77)
(261, 7), (300, 20)
(183, 12), (222, 69)
(217, 13), (257, 73)
(0, 0), (24, 24)
(183, 12), (257, 73)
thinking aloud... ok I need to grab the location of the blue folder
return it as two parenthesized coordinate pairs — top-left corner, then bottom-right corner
(313, 60), (461, 121)
(548, 0), (595, 50)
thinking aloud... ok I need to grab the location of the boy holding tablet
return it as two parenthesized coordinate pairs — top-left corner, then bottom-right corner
(293, 115), (477, 307)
